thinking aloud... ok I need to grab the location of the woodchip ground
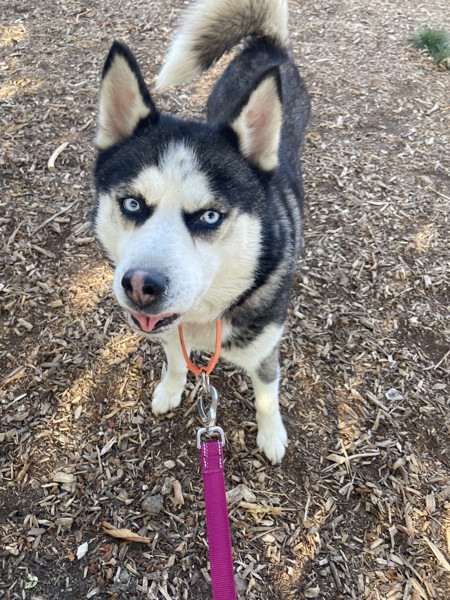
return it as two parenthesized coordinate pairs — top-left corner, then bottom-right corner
(1, 0), (449, 598)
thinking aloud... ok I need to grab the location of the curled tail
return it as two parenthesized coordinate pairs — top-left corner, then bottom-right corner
(156, 0), (289, 88)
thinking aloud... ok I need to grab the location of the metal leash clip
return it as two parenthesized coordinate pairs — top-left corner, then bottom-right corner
(197, 372), (225, 448)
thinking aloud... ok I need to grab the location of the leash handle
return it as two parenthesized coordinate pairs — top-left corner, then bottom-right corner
(200, 439), (237, 600)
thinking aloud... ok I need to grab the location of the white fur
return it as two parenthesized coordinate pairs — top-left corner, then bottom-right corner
(96, 142), (262, 323)
(251, 375), (287, 464)
(157, 0), (289, 88)
(152, 329), (188, 415)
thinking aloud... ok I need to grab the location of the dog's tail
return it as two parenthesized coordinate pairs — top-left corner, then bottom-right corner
(156, 0), (289, 89)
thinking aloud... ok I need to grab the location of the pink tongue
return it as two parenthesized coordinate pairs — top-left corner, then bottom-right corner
(131, 312), (171, 332)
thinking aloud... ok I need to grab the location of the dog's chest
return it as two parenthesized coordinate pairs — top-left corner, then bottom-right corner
(177, 319), (283, 373)
(181, 320), (233, 354)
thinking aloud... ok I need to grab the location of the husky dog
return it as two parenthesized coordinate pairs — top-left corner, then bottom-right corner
(93, 0), (310, 464)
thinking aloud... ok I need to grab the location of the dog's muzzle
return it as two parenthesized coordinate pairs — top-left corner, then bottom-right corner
(121, 268), (180, 333)
(121, 268), (167, 308)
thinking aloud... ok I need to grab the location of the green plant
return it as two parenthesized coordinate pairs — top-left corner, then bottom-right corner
(411, 27), (450, 69)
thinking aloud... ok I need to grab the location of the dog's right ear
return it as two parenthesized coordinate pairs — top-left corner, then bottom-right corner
(96, 41), (157, 150)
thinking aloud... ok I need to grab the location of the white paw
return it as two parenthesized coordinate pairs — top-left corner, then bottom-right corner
(151, 379), (184, 415)
(256, 417), (288, 464)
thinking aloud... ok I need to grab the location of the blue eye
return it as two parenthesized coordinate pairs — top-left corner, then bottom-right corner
(183, 208), (225, 233)
(121, 197), (141, 214)
(199, 210), (221, 226)
(119, 197), (153, 223)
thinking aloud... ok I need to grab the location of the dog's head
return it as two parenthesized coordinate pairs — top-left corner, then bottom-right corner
(93, 42), (283, 335)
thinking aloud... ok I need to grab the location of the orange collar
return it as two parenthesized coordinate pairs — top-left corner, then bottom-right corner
(178, 320), (222, 377)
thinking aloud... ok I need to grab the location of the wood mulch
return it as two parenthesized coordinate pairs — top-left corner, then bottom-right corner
(1, 0), (449, 598)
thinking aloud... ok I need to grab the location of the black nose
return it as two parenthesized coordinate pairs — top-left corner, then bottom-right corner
(121, 269), (168, 307)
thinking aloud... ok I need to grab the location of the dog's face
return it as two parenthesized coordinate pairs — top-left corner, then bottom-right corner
(95, 136), (263, 333)
(94, 42), (283, 335)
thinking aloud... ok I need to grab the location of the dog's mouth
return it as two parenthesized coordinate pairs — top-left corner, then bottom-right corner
(129, 311), (180, 333)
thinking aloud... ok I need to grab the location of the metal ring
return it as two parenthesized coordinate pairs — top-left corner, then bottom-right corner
(197, 384), (218, 428)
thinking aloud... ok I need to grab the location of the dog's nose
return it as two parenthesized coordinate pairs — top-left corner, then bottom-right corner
(121, 269), (168, 307)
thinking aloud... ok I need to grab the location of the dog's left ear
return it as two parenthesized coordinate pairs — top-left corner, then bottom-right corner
(96, 41), (157, 150)
(230, 70), (282, 172)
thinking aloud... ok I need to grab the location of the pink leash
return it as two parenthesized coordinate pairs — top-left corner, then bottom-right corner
(199, 438), (237, 599)
(180, 322), (236, 599)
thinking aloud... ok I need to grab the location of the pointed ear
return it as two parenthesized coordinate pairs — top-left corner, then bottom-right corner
(95, 41), (157, 150)
(230, 70), (283, 171)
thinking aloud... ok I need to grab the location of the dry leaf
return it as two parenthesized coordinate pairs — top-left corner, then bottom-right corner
(101, 521), (150, 544)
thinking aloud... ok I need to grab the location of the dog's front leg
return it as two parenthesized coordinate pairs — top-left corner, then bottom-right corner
(248, 347), (288, 465)
(249, 347), (288, 464)
(152, 330), (188, 415)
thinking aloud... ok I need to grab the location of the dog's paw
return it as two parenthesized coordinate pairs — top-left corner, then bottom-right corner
(151, 380), (184, 415)
(256, 418), (288, 464)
